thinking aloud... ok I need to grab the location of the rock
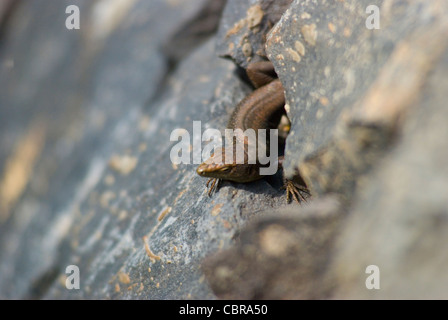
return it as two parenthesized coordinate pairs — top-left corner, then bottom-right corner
(266, 0), (448, 199)
(0, 0), (276, 299)
(203, 196), (343, 299)
(0, 0), (14, 27)
(330, 42), (448, 299)
(1, 0), (448, 300)
(216, 0), (293, 68)
(204, 0), (448, 300)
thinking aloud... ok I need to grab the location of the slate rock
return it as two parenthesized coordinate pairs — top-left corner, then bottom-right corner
(0, 0), (296, 300)
(1, 0), (448, 301)
(330, 41), (448, 299)
(216, 0), (293, 68)
(204, 0), (448, 300)
(203, 196), (343, 299)
(266, 0), (448, 199)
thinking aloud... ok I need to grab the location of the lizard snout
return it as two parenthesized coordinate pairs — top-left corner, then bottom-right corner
(196, 163), (207, 176)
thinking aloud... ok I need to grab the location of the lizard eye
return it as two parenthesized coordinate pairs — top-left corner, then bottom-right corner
(219, 167), (231, 172)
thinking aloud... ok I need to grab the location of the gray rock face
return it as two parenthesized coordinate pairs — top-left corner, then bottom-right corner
(0, 0), (289, 300)
(331, 43), (448, 299)
(1, 0), (448, 300)
(266, 0), (448, 198)
(205, 0), (448, 299)
(216, 0), (293, 67)
(203, 196), (344, 299)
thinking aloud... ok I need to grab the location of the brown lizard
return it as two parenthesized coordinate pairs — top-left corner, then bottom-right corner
(196, 61), (309, 203)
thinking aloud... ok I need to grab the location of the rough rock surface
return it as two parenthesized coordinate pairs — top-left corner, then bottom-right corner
(216, 0), (293, 67)
(205, 0), (448, 299)
(331, 42), (448, 299)
(203, 196), (344, 299)
(0, 0), (285, 299)
(267, 0), (448, 198)
(1, 0), (448, 300)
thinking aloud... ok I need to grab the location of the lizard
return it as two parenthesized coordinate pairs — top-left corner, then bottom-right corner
(196, 60), (309, 203)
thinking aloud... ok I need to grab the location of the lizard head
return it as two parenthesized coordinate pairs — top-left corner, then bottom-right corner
(196, 147), (262, 183)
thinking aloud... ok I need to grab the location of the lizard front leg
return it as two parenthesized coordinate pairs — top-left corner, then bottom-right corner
(206, 178), (221, 196)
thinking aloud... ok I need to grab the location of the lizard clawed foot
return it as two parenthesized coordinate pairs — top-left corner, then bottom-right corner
(206, 178), (221, 197)
(283, 179), (310, 203)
